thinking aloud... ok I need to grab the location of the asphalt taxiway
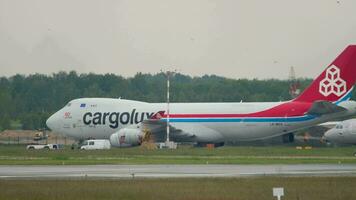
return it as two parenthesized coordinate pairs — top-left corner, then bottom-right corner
(1, 164), (356, 178)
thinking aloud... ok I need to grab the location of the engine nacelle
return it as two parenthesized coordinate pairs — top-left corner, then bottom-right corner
(109, 128), (142, 147)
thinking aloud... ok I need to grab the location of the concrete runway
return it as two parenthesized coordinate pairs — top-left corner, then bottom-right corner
(1, 164), (356, 178)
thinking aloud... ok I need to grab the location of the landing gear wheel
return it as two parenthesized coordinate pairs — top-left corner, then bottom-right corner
(353, 152), (356, 157)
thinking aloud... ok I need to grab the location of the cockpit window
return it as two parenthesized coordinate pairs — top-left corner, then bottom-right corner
(66, 103), (72, 107)
(336, 124), (343, 129)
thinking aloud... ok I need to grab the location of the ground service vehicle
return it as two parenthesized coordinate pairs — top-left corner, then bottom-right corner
(80, 139), (111, 150)
(26, 144), (63, 150)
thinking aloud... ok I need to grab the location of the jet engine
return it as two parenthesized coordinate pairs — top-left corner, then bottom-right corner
(109, 128), (143, 147)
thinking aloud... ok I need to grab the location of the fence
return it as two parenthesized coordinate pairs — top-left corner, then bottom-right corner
(0, 135), (75, 145)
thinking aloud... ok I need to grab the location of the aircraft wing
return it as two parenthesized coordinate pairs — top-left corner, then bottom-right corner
(306, 100), (347, 116)
(141, 112), (223, 143)
(141, 119), (196, 142)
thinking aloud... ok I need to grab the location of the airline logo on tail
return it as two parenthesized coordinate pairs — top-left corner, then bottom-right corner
(319, 65), (347, 97)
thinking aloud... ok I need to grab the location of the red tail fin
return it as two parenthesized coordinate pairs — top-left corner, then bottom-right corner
(294, 45), (356, 103)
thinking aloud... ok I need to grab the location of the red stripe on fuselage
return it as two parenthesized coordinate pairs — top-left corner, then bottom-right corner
(164, 102), (312, 118)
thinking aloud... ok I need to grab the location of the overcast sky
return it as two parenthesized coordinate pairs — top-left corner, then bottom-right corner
(1, 0), (356, 79)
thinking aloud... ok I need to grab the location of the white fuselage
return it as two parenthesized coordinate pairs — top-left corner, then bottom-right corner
(46, 98), (356, 142)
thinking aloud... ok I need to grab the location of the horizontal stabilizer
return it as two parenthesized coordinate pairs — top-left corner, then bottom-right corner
(307, 101), (347, 115)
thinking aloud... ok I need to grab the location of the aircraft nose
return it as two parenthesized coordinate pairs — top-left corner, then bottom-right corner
(323, 130), (336, 142)
(46, 113), (59, 131)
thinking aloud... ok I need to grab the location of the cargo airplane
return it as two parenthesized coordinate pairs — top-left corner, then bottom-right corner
(46, 46), (356, 147)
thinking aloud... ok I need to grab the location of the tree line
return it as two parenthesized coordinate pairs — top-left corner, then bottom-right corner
(0, 71), (354, 130)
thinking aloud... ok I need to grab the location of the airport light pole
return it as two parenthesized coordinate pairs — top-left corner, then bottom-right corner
(166, 72), (170, 143)
(161, 70), (176, 144)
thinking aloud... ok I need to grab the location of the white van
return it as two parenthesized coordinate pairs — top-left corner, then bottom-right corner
(80, 139), (111, 150)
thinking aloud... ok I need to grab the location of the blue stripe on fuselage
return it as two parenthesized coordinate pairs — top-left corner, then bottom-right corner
(161, 115), (316, 123)
(159, 88), (354, 123)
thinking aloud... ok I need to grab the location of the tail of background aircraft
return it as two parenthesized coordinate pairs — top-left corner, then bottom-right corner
(294, 45), (356, 103)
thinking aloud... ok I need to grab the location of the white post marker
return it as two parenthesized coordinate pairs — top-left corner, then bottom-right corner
(273, 187), (284, 200)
